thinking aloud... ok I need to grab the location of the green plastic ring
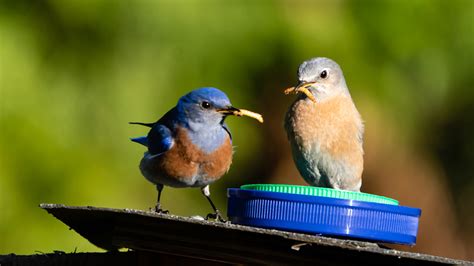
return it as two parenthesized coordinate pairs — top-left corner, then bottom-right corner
(240, 184), (399, 205)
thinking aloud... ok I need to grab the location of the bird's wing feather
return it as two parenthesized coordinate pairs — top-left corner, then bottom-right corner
(130, 124), (174, 157)
(130, 107), (178, 156)
(156, 107), (179, 126)
(147, 107), (180, 156)
(147, 124), (174, 156)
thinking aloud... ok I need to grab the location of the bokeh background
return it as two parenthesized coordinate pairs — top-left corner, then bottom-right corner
(1, 0), (473, 260)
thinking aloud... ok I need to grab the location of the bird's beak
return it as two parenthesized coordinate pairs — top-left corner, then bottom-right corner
(217, 106), (264, 123)
(284, 81), (317, 103)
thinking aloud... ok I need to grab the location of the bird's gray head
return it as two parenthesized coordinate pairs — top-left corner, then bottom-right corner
(287, 57), (350, 102)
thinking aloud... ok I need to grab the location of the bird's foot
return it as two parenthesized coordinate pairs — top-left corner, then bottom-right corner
(153, 205), (169, 214)
(206, 211), (227, 223)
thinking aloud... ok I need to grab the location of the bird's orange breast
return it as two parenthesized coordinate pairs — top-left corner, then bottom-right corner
(287, 95), (364, 182)
(150, 127), (233, 186)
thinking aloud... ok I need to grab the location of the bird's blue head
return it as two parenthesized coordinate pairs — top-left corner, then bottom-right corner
(130, 87), (262, 153)
(176, 87), (239, 129)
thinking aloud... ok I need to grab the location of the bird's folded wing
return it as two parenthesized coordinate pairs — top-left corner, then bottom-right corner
(147, 124), (174, 156)
(131, 124), (174, 158)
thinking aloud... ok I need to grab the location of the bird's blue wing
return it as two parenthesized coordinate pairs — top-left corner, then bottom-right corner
(130, 107), (178, 157)
(147, 124), (174, 156)
(131, 124), (174, 157)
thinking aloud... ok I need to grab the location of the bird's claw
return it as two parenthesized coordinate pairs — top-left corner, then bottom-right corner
(206, 212), (227, 222)
(154, 206), (169, 214)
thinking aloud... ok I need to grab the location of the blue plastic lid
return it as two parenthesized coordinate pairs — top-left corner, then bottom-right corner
(227, 188), (421, 245)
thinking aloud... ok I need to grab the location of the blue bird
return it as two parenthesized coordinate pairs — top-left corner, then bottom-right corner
(130, 87), (263, 221)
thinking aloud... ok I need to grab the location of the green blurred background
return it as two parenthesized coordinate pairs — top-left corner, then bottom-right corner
(1, 0), (473, 260)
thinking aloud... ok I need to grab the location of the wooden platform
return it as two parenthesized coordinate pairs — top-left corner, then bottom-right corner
(3, 203), (468, 265)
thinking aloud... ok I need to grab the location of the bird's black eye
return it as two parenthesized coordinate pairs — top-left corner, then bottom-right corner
(320, 70), (328, 79)
(201, 101), (211, 109)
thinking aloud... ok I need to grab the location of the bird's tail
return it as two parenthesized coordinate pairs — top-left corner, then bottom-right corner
(129, 122), (155, 127)
(130, 136), (148, 147)
(129, 122), (153, 147)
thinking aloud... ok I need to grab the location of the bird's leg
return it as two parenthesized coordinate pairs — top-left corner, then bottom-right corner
(154, 184), (169, 214)
(201, 185), (226, 222)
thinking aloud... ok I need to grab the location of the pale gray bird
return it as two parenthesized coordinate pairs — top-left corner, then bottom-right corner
(284, 57), (364, 192)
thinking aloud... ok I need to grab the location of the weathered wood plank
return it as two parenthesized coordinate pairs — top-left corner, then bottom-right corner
(37, 203), (469, 265)
(0, 251), (230, 266)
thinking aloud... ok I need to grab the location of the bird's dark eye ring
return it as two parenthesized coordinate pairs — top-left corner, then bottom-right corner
(201, 101), (211, 109)
(320, 70), (328, 79)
